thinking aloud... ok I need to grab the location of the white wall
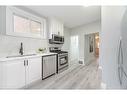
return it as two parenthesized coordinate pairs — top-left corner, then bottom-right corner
(70, 21), (101, 63)
(0, 26), (69, 58)
(0, 35), (48, 57)
(0, 6), (49, 57)
(100, 6), (126, 89)
(0, 6), (71, 58)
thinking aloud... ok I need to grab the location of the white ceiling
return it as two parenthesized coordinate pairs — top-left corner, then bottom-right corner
(24, 6), (101, 28)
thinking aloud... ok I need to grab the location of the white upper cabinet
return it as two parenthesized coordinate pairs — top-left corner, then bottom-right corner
(48, 18), (64, 38)
(5, 6), (47, 39)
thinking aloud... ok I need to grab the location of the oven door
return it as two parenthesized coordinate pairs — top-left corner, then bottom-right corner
(58, 54), (68, 70)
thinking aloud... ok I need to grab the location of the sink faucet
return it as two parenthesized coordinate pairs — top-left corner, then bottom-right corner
(19, 42), (24, 55)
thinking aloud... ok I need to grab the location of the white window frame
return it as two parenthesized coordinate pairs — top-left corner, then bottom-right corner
(6, 6), (47, 39)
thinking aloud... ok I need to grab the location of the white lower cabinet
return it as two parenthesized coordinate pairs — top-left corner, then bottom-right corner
(2, 60), (26, 89)
(27, 57), (42, 85)
(0, 57), (42, 89)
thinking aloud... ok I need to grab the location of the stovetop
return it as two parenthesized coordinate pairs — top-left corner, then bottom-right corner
(49, 47), (68, 54)
(50, 50), (68, 54)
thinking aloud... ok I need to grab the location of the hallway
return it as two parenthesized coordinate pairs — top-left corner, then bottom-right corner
(28, 58), (101, 89)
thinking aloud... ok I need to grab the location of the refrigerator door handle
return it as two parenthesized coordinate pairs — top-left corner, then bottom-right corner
(123, 70), (127, 78)
(121, 45), (127, 79)
(118, 39), (123, 85)
(118, 38), (127, 88)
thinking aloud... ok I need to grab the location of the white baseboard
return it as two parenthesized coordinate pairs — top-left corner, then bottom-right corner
(69, 59), (78, 64)
(100, 82), (107, 89)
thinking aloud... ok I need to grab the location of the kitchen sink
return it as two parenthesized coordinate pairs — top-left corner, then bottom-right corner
(6, 54), (37, 58)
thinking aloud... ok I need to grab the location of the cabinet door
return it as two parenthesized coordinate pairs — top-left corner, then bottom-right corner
(2, 60), (25, 88)
(57, 22), (61, 36)
(27, 57), (42, 84)
(56, 20), (63, 36)
(54, 20), (58, 35)
(60, 23), (64, 36)
(49, 18), (64, 37)
(57, 22), (60, 36)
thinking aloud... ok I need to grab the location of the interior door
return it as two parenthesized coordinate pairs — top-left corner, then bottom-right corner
(70, 35), (79, 63)
(2, 60), (25, 88)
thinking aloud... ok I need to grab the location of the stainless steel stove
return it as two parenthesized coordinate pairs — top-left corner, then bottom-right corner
(49, 47), (68, 73)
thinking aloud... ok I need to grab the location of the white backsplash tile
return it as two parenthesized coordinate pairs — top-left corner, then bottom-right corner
(0, 35), (48, 57)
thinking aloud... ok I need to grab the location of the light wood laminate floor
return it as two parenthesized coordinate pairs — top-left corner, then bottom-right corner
(28, 58), (101, 89)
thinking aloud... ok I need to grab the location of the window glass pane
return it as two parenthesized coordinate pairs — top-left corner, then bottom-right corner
(30, 20), (41, 34)
(14, 15), (29, 33)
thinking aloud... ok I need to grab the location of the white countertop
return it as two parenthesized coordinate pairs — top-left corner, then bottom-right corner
(0, 52), (57, 62)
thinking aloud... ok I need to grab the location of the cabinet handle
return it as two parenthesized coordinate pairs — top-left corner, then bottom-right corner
(58, 31), (60, 35)
(24, 60), (26, 66)
(27, 60), (28, 66)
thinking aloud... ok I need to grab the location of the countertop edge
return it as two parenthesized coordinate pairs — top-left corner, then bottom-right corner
(0, 53), (57, 62)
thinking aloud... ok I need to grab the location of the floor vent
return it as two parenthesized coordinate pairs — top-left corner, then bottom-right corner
(79, 60), (83, 64)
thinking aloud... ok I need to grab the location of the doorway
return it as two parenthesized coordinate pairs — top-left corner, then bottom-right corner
(95, 33), (99, 57)
(84, 32), (99, 63)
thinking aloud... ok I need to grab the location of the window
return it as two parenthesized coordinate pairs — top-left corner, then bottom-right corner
(14, 14), (42, 35)
(14, 15), (30, 33)
(6, 7), (46, 39)
(30, 20), (41, 34)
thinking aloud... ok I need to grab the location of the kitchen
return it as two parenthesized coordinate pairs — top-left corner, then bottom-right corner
(1, 2), (127, 95)
(0, 6), (101, 89)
